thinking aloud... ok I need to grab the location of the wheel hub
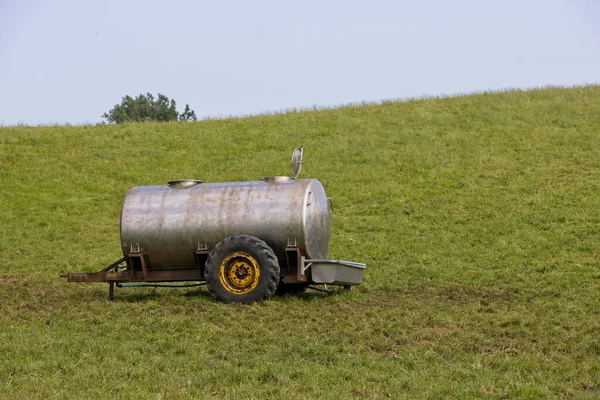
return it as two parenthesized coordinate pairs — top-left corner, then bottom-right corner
(219, 252), (260, 295)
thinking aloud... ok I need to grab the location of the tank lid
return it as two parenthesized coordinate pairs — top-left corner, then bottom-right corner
(263, 176), (291, 183)
(291, 147), (303, 178)
(168, 180), (202, 188)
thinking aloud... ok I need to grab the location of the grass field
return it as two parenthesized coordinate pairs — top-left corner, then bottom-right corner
(1, 86), (600, 399)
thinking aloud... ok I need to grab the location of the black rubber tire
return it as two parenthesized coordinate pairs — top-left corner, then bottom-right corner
(275, 281), (308, 296)
(205, 235), (280, 303)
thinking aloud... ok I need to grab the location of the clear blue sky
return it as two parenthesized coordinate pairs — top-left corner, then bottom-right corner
(0, 0), (598, 125)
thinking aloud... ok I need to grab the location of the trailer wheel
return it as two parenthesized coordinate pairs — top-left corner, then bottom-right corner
(205, 235), (280, 303)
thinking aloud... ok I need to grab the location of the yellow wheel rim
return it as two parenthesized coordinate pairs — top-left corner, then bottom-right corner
(219, 251), (260, 295)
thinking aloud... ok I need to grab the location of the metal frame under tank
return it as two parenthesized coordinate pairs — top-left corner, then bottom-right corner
(64, 148), (367, 302)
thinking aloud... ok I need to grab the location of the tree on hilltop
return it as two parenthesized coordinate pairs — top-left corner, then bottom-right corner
(102, 93), (197, 124)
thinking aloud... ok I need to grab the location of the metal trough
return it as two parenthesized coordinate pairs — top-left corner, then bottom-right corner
(305, 259), (367, 285)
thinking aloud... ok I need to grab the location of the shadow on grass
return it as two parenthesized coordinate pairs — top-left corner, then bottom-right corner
(55, 279), (364, 307)
(110, 285), (215, 302)
(97, 283), (355, 303)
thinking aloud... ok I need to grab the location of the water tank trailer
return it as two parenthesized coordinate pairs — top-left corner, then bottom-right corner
(65, 148), (366, 302)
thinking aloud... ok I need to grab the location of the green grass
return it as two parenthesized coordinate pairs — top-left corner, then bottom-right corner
(1, 86), (600, 399)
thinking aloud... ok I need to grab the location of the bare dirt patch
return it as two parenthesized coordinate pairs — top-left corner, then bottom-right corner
(0, 276), (20, 285)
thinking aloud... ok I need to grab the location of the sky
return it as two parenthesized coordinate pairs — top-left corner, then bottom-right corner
(0, 0), (598, 126)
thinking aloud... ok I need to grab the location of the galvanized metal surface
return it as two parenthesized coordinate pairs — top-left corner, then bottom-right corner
(120, 178), (331, 269)
(291, 147), (303, 178)
(307, 259), (367, 285)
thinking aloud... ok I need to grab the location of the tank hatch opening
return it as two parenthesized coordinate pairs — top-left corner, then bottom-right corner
(168, 180), (202, 189)
(263, 147), (303, 182)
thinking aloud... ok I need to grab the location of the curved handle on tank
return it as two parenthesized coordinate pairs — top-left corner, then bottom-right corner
(307, 191), (313, 206)
(327, 197), (333, 213)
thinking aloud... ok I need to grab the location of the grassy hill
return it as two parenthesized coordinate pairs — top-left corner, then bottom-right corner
(1, 86), (599, 398)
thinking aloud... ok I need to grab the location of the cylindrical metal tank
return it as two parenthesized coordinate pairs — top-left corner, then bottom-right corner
(120, 178), (331, 269)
